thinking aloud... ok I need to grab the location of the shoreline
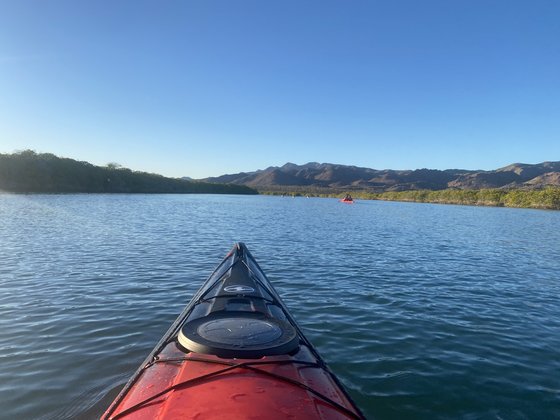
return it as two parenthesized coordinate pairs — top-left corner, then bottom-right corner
(260, 187), (560, 211)
(2, 188), (559, 211)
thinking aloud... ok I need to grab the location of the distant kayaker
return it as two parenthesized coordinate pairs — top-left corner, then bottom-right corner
(344, 194), (353, 201)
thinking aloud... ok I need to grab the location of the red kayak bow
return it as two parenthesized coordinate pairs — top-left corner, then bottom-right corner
(102, 243), (364, 419)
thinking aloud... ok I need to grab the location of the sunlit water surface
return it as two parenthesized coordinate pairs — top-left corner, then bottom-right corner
(0, 194), (559, 419)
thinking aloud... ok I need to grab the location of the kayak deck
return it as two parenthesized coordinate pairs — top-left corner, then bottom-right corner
(102, 243), (363, 419)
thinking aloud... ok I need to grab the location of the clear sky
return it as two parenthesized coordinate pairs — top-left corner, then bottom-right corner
(1, 1), (559, 178)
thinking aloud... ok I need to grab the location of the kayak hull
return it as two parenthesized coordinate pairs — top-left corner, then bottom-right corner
(102, 243), (363, 419)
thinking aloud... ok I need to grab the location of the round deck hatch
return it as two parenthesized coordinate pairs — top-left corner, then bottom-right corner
(198, 318), (282, 345)
(178, 312), (299, 358)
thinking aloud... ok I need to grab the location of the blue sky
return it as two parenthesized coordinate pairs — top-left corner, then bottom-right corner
(1, 1), (559, 178)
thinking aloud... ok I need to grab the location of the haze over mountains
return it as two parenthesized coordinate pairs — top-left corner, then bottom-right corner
(201, 161), (560, 192)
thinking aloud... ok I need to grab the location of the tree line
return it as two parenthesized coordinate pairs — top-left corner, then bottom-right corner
(362, 188), (560, 210)
(260, 187), (560, 210)
(0, 150), (257, 195)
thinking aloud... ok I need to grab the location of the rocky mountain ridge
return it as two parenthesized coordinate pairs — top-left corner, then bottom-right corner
(202, 161), (560, 191)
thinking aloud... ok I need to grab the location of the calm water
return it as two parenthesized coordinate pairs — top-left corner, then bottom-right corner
(0, 194), (559, 419)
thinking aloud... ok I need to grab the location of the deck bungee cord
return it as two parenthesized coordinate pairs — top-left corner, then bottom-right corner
(109, 358), (361, 420)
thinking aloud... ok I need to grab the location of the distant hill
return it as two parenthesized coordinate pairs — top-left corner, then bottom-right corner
(201, 161), (560, 192)
(0, 150), (257, 194)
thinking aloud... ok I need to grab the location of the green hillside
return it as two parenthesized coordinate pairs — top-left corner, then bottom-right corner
(0, 151), (257, 195)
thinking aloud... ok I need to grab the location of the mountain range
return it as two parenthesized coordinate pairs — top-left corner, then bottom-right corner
(201, 161), (560, 192)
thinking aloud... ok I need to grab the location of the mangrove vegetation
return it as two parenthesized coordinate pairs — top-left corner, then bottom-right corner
(362, 188), (560, 210)
(260, 187), (560, 210)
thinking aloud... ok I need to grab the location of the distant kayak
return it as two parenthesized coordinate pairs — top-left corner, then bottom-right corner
(102, 243), (364, 419)
(340, 194), (354, 204)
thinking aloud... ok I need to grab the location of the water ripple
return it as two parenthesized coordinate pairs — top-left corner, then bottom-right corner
(0, 195), (559, 419)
